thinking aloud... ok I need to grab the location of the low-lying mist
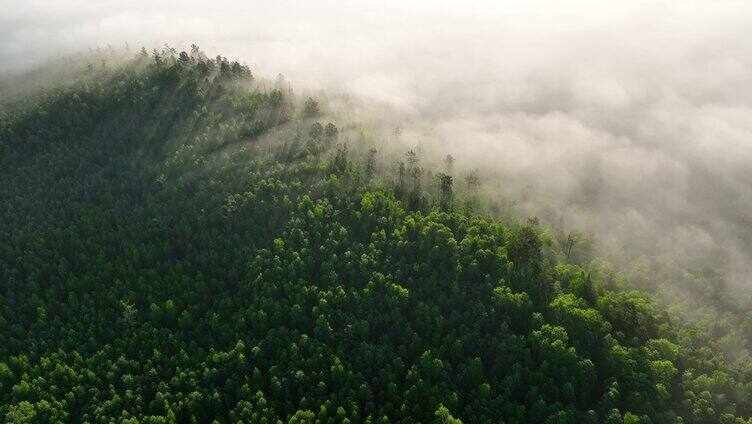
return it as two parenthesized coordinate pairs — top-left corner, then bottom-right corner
(3, 1), (751, 306)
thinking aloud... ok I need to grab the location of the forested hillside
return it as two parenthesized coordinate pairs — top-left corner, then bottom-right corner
(0, 48), (750, 423)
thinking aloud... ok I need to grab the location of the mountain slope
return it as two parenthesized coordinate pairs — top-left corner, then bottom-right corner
(0, 49), (750, 423)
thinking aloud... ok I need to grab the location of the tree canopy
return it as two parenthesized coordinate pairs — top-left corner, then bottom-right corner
(0, 47), (750, 423)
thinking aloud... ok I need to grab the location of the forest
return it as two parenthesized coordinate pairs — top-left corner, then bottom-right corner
(0, 47), (751, 423)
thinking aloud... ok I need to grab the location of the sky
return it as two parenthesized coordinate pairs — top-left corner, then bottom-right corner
(2, 0), (752, 295)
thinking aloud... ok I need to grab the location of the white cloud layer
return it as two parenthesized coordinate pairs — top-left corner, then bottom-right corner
(2, 0), (752, 293)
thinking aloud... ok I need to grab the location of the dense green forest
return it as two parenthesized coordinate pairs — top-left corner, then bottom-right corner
(0, 47), (750, 423)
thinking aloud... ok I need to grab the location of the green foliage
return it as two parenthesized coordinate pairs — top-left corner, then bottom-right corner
(303, 97), (320, 118)
(0, 48), (749, 423)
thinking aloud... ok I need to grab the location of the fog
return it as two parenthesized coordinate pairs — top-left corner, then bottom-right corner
(3, 1), (752, 300)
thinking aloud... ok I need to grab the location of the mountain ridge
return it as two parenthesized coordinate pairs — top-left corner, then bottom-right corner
(0, 47), (750, 423)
